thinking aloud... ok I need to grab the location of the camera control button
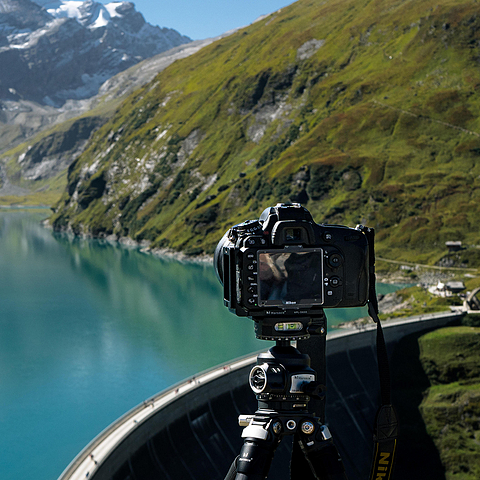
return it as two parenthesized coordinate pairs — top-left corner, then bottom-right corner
(323, 232), (333, 242)
(328, 253), (343, 268)
(329, 276), (342, 287)
(248, 286), (257, 294)
(247, 263), (256, 271)
(246, 236), (267, 247)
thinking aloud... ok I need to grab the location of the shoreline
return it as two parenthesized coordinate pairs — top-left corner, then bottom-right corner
(34, 209), (473, 282)
(42, 218), (214, 264)
(43, 219), (416, 280)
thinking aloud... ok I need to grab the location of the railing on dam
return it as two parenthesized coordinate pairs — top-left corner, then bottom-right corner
(57, 310), (464, 480)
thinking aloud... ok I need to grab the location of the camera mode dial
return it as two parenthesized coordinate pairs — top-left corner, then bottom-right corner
(235, 220), (263, 236)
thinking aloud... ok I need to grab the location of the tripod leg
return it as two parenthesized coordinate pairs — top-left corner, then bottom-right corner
(224, 418), (281, 480)
(234, 438), (280, 480)
(225, 456), (239, 480)
(291, 436), (317, 480)
(297, 424), (348, 480)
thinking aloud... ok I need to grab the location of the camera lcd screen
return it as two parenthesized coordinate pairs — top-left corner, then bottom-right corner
(257, 249), (324, 306)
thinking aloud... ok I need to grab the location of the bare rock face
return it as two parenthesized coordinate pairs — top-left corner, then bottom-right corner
(0, 0), (52, 32)
(18, 115), (106, 180)
(0, 1), (192, 106)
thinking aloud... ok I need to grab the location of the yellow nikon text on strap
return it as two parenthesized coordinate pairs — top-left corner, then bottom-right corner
(370, 439), (397, 480)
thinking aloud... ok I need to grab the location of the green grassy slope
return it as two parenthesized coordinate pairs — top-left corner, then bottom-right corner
(49, 0), (480, 265)
(0, 98), (122, 206)
(420, 326), (480, 479)
(392, 325), (480, 480)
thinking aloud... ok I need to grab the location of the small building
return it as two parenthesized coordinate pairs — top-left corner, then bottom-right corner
(429, 281), (465, 297)
(446, 241), (463, 252)
(445, 281), (466, 294)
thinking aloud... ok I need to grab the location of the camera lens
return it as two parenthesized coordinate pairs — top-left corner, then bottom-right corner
(213, 231), (230, 284)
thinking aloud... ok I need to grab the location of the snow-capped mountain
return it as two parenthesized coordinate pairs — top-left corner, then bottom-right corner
(36, 1), (126, 29)
(0, 0), (191, 106)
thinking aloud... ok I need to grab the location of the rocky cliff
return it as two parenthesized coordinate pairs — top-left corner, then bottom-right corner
(0, 0), (191, 106)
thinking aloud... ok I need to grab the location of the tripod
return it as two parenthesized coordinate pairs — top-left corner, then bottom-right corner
(225, 315), (348, 480)
(219, 224), (398, 480)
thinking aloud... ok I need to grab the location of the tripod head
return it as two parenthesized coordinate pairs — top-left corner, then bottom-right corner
(231, 320), (347, 480)
(252, 312), (327, 341)
(249, 340), (323, 413)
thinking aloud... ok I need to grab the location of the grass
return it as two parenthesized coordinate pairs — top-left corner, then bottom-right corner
(378, 285), (463, 319)
(0, 192), (61, 207)
(392, 326), (480, 480)
(419, 327), (480, 480)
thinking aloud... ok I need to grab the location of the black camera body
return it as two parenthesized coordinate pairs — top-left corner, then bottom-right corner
(214, 203), (370, 340)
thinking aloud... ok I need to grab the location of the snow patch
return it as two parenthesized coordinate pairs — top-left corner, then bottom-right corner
(104, 2), (123, 18)
(46, 1), (85, 21)
(88, 8), (110, 29)
(7, 18), (66, 50)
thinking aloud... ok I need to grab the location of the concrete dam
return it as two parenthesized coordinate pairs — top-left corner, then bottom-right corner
(58, 311), (463, 480)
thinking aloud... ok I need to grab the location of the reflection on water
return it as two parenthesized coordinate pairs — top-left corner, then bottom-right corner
(53, 233), (267, 369)
(0, 209), (404, 480)
(0, 210), (266, 480)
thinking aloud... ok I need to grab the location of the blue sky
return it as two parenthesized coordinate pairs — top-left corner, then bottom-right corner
(101, 1), (294, 40)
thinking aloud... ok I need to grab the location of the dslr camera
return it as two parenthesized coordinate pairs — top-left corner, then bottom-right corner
(214, 203), (371, 340)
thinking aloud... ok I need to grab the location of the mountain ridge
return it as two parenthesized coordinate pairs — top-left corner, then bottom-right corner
(0, 0), (191, 106)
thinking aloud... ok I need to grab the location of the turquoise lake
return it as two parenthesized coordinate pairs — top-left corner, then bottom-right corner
(0, 209), (403, 480)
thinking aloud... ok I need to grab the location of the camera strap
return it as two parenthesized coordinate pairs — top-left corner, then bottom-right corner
(367, 303), (398, 480)
(360, 226), (398, 480)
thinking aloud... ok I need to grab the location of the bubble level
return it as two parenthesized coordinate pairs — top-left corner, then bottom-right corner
(274, 322), (303, 332)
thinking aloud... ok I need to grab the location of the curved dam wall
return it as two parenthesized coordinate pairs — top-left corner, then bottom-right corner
(58, 311), (464, 480)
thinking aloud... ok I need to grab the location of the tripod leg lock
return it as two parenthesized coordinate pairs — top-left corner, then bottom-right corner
(239, 414), (255, 427)
(300, 423), (332, 447)
(236, 428), (281, 479)
(241, 420), (270, 441)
